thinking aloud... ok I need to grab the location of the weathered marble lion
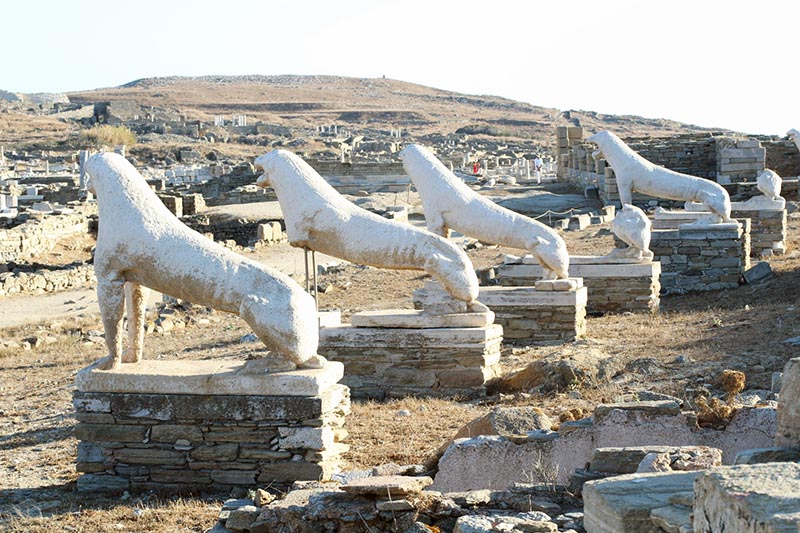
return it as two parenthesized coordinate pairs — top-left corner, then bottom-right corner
(399, 144), (569, 280)
(254, 149), (483, 309)
(86, 153), (323, 370)
(588, 130), (734, 224)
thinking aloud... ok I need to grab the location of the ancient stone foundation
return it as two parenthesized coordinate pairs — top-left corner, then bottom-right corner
(496, 256), (660, 314)
(647, 221), (750, 294)
(73, 359), (349, 494)
(653, 207), (786, 257)
(477, 284), (587, 342)
(319, 322), (502, 399)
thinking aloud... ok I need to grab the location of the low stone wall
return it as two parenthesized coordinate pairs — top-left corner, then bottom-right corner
(0, 211), (90, 262)
(648, 222), (750, 294)
(477, 286), (587, 342)
(309, 160), (409, 194)
(73, 361), (349, 494)
(495, 258), (660, 314)
(319, 324), (502, 399)
(0, 262), (95, 296)
(183, 216), (285, 247)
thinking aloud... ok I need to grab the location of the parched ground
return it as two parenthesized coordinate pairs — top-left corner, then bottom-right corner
(1, 211), (799, 532)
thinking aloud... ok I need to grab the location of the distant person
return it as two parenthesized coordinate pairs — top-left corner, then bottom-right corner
(473, 161), (480, 174)
(533, 155), (543, 183)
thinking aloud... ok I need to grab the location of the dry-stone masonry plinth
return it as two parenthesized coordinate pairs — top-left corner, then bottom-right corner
(646, 219), (751, 294)
(496, 257), (659, 315)
(319, 283), (502, 399)
(477, 283), (587, 342)
(73, 359), (349, 494)
(498, 204), (658, 315)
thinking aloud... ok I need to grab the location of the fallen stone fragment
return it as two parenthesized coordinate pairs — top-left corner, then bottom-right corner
(341, 475), (433, 497)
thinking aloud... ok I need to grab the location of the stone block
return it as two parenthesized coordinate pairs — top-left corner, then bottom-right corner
(74, 423), (147, 443)
(693, 463), (800, 532)
(76, 359), (344, 397)
(734, 447), (800, 465)
(743, 261), (773, 284)
(350, 309), (494, 329)
(583, 471), (701, 533)
(341, 475), (433, 497)
(76, 473), (131, 493)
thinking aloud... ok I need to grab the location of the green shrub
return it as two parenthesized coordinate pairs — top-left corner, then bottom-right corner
(79, 125), (136, 147)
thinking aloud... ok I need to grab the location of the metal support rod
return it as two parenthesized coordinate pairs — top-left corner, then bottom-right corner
(311, 250), (319, 312)
(304, 247), (310, 294)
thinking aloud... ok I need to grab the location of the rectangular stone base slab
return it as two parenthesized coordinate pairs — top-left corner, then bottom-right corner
(497, 259), (660, 315)
(350, 309), (494, 329)
(76, 358), (344, 396)
(477, 286), (587, 342)
(319, 323), (502, 399)
(73, 361), (350, 495)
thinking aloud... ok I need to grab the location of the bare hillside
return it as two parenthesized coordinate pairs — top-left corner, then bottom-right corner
(68, 75), (729, 143)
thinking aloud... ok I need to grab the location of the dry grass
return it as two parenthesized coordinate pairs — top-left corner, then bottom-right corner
(79, 125), (136, 148)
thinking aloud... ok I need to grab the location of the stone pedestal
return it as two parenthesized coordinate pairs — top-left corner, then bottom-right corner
(496, 255), (660, 314)
(319, 322), (502, 399)
(646, 220), (750, 294)
(655, 205), (786, 256)
(477, 283), (587, 343)
(73, 359), (349, 494)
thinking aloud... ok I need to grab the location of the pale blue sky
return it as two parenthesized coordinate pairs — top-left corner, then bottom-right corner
(1, 0), (797, 135)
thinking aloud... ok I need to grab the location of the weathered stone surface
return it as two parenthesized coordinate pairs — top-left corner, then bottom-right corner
(583, 471), (700, 533)
(224, 505), (259, 531)
(76, 473), (131, 493)
(190, 444), (239, 462)
(341, 475), (433, 497)
(150, 424), (204, 443)
(650, 504), (692, 533)
(734, 446), (800, 465)
(453, 514), (557, 533)
(76, 359), (344, 397)
(350, 309), (494, 329)
(74, 423), (147, 443)
(776, 357), (800, 448)
(432, 404), (774, 493)
(494, 348), (622, 394)
(594, 400), (682, 421)
(455, 407), (554, 440)
(693, 463), (800, 532)
(590, 445), (722, 474)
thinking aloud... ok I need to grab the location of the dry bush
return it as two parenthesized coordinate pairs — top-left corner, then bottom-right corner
(720, 369), (746, 400)
(79, 125), (136, 148)
(695, 396), (737, 430)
